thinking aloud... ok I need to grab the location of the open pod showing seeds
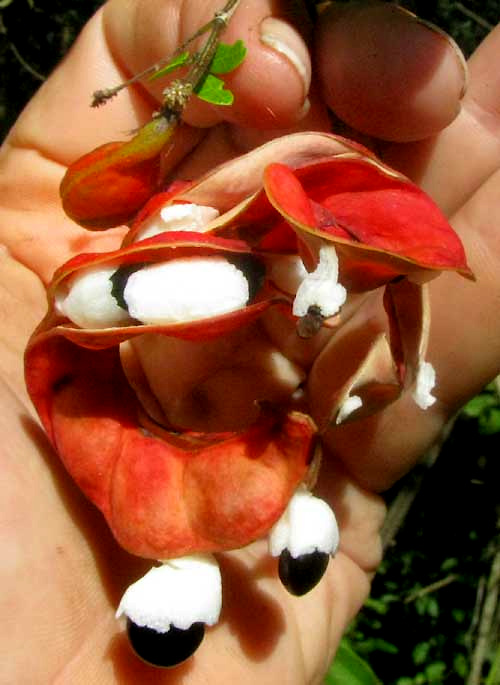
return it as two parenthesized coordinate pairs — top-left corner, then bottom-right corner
(26, 232), (314, 555)
(26, 132), (472, 667)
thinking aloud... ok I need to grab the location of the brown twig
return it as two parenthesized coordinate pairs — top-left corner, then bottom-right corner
(8, 42), (45, 81)
(467, 576), (486, 651)
(467, 529), (500, 684)
(404, 574), (458, 604)
(454, 2), (494, 32)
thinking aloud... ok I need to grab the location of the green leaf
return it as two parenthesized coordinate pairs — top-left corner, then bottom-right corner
(413, 642), (431, 666)
(440, 557), (458, 572)
(358, 638), (399, 655)
(463, 387), (500, 433)
(195, 74), (233, 105)
(149, 52), (191, 82)
(452, 608), (466, 624)
(364, 597), (390, 615)
(453, 653), (469, 678)
(425, 661), (446, 681)
(427, 596), (440, 618)
(325, 639), (382, 685)
(209, 40), (247, 74)
(463, 394), (495, 417)
(479, 407), (500, 434)
(415, 595), (428, 616)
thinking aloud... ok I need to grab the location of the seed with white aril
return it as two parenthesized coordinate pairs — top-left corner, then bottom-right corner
(123, 257), (251, 325)
(116, 554), (222, 633)
(116, 554), (222, 667)
(57, 254), (257, 329)
(134, 203), (220, 242)
(269, 486), (339, 595)
(293, 245), (347, 318)
(55, 265), (132, 329)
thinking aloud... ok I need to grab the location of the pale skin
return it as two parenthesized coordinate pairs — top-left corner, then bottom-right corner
(0, 1), (499, 682)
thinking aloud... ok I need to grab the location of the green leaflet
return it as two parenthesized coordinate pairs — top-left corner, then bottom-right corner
(149, 52), (191, 82)
(325, 639), (382, 685)
(149, 40), (246, 106)
(209, 39), (247, 74)
(195, 73), (234, 105)
(194, 41), (247, 105)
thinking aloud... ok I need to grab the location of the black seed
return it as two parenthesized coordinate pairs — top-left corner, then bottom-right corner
(228, 254), (266, 303)
(109, 263), (146, 311)
(278, 549), (330, 596)
(126, 619), (205, 668)
(296, 305), (324, 339)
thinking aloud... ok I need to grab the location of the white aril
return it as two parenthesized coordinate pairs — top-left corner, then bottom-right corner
(123, 257), (249, 325)
(116, 554), (222, 633)
(55, 264), (132, 329)
(269, 485), (340, 559)
(293, 245), (347, 319)
(135, 203), (220, 241)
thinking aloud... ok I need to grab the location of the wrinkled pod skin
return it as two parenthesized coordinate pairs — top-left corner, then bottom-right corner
(25, 132), (472, 664)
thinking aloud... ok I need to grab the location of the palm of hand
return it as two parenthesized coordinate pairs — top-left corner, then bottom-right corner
(1, 2), (499, 682)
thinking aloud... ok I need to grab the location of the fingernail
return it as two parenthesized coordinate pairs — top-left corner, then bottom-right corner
(259, 17), (311, 100)
(424, 23), (468, 98)
(398, 8), (469, 98)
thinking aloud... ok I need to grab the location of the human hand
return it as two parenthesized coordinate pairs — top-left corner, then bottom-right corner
(1, 1), (499, 683)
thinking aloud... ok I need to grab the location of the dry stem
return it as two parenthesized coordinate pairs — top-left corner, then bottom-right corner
(467, 520), (500, 684)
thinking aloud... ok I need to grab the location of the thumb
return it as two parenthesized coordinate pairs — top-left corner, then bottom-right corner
(315, 1), (467, 142)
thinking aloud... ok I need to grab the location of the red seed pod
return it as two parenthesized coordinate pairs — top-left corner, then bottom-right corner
(27, 132), (472, 561)
(60, 117), (177, 229)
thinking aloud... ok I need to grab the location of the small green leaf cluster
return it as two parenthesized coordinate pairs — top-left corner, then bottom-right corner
(150, 40), (247, 106)
(195, 40), (247, 105)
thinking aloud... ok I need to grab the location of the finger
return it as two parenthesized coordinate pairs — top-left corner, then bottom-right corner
(315, 2), (467, 143)
(315, 459), (386, 574)
(382, 23), (500, 214)
(175, 87), (332, 179)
